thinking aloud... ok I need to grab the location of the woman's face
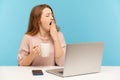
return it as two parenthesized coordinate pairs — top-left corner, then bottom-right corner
(40, 8), (54, 32)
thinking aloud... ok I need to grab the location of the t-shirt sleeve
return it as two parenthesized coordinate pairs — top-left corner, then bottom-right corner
(55, 32), (66, 66)
(18, 35), (30, 65)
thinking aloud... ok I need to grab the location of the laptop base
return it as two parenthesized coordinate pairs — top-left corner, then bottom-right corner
(46, 68), (64, 77)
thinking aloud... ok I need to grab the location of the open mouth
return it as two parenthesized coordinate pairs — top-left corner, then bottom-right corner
(49, 22), (52, 25)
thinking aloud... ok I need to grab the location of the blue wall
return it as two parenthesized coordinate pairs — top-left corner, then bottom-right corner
(0, 0), (120, 66)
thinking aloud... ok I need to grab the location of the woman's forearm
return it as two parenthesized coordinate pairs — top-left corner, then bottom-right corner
(54, 39), (64, 58)
(19, 53), (34, 66)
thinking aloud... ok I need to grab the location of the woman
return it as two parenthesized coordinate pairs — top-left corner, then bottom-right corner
(18, 4), (66, 66)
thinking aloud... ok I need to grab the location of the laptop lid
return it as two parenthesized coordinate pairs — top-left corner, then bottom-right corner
(63, 42), (104, 77)
(46, 42), (104, 77)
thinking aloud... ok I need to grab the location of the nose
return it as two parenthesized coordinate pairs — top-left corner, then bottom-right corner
(50, 15), (54, 20)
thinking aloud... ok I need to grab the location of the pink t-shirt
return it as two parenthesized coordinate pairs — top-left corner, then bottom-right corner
(18, 32), (66, 66)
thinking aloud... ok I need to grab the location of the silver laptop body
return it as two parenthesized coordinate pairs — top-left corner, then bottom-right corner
(46, 42), (104, 77)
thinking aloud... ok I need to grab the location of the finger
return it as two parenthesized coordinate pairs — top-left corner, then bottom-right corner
(35, 45), (41, 55)
(38, 49), (41, 55)
(50, 20), (55, 27)
(34, 47), (41, 55)
(35, 47), (41, 55)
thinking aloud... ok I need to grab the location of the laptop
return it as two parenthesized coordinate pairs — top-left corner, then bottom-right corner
(46, 42), (104, 77)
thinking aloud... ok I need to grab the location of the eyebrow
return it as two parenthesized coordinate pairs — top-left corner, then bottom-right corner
(45, 12), (53, 16)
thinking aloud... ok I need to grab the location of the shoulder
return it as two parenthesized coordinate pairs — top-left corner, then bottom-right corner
(57, 31), (65, 39)
(21, 34), (34, 42)
(58, 31), (64, 37)
(58, 31), (64, 36)
(23, 34), (33, 39)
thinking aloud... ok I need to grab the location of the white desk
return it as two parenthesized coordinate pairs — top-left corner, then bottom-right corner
(0, 66), (120, 80)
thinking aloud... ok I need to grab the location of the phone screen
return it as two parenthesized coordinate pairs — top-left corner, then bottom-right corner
(32, 70), (43, 75)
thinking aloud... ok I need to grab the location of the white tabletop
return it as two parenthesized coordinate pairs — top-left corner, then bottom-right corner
(0, 66), (120, 80)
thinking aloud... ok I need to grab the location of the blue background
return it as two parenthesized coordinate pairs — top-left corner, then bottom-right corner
(0, 0), (120, 66)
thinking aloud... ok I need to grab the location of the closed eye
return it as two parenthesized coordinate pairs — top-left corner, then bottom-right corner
(45, 14), (49, 17)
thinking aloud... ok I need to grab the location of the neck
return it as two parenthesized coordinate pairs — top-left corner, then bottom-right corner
(39, 27), (50, 38)
(39, 31), (50, 38)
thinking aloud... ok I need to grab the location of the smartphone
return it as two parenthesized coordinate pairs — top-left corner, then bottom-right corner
(32, 70), (43, 76)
